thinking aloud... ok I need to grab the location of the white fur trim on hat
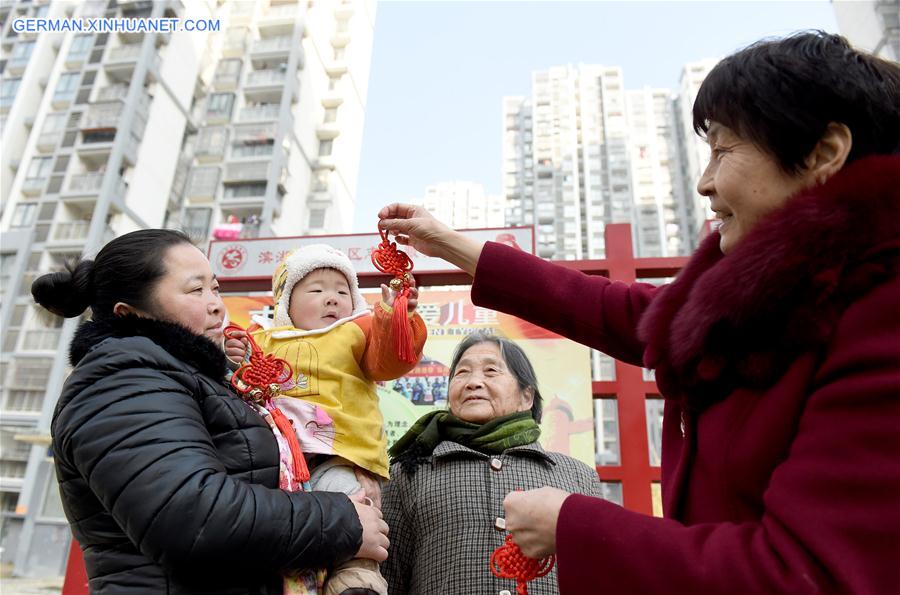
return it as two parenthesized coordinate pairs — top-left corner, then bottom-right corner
(272, 244), (368, 328)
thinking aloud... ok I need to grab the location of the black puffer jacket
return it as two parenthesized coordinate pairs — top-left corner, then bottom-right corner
(52, 315), (361, 594)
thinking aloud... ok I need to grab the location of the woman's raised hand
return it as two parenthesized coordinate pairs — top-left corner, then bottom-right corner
(350, 491), (390, 562)
(378, 203), (483, 276)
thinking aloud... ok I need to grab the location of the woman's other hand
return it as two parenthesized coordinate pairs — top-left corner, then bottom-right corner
(353, 467), (383, 509)
(378, 203), (483, 276)
(381, 275), (419, 314)
(503, 487), (571, 558)
(350, 491), (390, 562)
(224, 330), (248, 365)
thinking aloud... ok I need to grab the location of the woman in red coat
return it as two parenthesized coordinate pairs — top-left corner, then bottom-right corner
(378, 32), (900, 593)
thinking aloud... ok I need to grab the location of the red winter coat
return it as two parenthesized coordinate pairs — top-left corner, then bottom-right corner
(471, 155), (900, 594)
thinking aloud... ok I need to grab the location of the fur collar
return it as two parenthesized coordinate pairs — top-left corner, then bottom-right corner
(69, 315), (227, 379)
(639, 155), (900, 409)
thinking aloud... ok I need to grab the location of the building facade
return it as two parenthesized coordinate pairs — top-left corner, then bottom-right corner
(0, 0), (375, 577)
(419, 180), (503, 229)
(833, 0), (899, 61)
(504, 64), (702, 260)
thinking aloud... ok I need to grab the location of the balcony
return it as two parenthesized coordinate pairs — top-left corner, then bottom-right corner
(104, 44), (148, 82)
(37, 130), (63, 152)
(246, 69), (287, 87)
(95, 85), (130, 102)
(244, 69), (288, 102)
(250, 36), (293, 60)
(222, 29), (250, 58)
(239, 104), (281, 122)
(324, 59), (348, 77)
(258, 4), (298, 34)
(316, 121), (340, 140)
(213, 71), (241, 91)
(21, 176), (47, 197)
(223, 160), (269, 184)
(21, 329), (61, 351)
(49, 220), (90, 245)
(63, 172), (104, 196)
(106, 43), (142, 64)
(7, 54), (29, 76)
(51, 89), (76, 110)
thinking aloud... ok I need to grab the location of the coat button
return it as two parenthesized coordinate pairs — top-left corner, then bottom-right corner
(494, 517), (506, 531)
(490, 457), (503, 471)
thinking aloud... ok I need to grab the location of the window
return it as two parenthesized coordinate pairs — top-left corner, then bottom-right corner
(27, 157), (52, 179)
(40, 112), (66, 136)
(9, 358), (52, 388)
(231, 142), (273, 158)
(317, 140), (333, 156)
(3, 390), (43, 412)
(223, 182), (266, 199)
(0, 460), (27, 479)
(11, 40), (35, 63)
(68, 35), (93, 60)
(206, 93), (234, 119)
(308, 208), (326, 228)
(54, 72), (80, 100)
(323, 107), (338, 123)
(0, 78), (21, 108)
(183, 207), (212, 238)
(10, 203), (37, 227)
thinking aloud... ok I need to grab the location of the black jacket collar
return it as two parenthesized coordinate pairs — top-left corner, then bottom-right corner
(70, 315), (227, 379)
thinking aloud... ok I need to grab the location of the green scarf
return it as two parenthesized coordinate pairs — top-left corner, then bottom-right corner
(389, 410), (541, 461)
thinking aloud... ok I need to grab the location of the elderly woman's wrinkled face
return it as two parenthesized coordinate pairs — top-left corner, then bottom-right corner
(448, 342), (534, 424)
(698, 123), (816, 254)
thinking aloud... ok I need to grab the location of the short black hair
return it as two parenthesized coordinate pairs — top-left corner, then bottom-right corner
(32, 229), (193, 320)
(693, 31), (900, 173)
(448, 331), (544, 422)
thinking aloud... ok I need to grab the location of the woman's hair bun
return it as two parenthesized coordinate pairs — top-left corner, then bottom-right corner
(31, 259), (95, 318)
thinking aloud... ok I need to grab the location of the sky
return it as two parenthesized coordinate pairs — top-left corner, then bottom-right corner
(351, 1), (841, 232)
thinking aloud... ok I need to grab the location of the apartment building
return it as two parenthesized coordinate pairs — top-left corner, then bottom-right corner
(504, 65), (632, 260)
(0, 0), (375, 577)
(625, 87), (688, 257)
(420, 180), (504, 229)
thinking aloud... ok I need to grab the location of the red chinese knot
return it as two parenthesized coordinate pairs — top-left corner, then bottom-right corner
(490, 534), (555, 595)
(370, 227), (417, 363)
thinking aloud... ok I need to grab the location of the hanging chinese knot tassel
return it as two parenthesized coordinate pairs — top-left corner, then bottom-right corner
(370, 227), (417, 364)
(224, 324), (310, 483)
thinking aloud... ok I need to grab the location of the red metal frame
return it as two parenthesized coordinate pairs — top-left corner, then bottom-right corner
(62, 223), (685, 592)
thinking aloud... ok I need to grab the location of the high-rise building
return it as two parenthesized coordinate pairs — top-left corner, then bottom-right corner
(625, 87), (688, 257)
(504, 65), (632, 260)
(673, 58), (717, 249)
(0, 0), (375, 577)
(504, 64), (697, 259)
(419, 181), (503, 229)
(833, 0), (899, 61)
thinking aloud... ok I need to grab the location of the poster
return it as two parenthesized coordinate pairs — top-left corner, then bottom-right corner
(222, 288), (595, 467)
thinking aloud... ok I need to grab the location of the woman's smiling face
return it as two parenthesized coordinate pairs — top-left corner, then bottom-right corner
(697, 122), (816, 254)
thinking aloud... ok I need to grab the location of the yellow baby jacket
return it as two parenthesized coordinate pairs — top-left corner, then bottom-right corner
(251, 304), (426, 478)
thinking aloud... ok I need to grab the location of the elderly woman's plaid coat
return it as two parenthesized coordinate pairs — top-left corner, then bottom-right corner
(381, 440), (603, 594)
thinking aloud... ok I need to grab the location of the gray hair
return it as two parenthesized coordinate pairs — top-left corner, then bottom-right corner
(448, 331), (543, 422)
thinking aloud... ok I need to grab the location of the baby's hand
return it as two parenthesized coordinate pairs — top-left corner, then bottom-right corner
(381, 275), (418, 314)
(224, 331), (249, 364)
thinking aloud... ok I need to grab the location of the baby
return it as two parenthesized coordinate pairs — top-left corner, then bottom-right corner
(227, 244), (426, 595)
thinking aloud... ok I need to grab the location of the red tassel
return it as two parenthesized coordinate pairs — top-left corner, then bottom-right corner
(392, 291), (417, 364)
(270, 407), (310, 483)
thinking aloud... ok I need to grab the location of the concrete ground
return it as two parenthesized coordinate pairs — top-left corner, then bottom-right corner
(0, 577), (63, 594)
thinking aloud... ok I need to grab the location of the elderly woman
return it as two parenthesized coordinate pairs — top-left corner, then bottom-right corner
(379, 32), (900, 593)
(381, 332), (602, 594)
(32, 229), (388, 594)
